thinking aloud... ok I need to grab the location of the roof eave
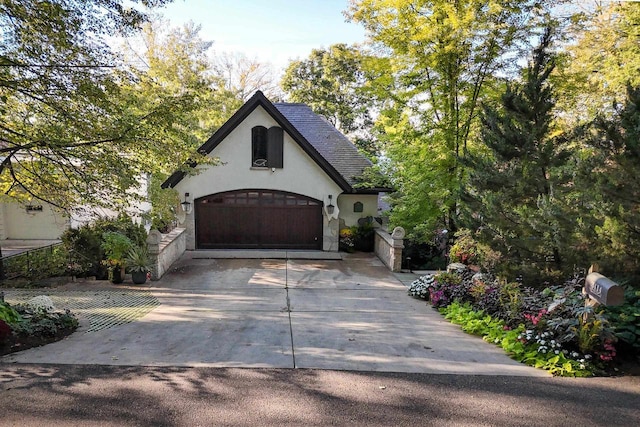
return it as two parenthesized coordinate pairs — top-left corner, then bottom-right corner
(161, 91), (353, 192)
(349, 186), (394, 195)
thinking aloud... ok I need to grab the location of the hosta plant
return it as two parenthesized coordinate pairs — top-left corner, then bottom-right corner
(441, 302), (595, 376)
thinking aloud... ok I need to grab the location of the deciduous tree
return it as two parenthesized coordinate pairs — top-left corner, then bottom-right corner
(348, 0), (557, 239)
(556, 2), (640, 124)
(0, 0), (179, 211)
(121, 19), (242, 229)
(281, 43), (378, 156)
(213, 52), (280, 101)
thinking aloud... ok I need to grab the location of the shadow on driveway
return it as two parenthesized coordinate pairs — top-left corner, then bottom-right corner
(2, 254), (545, 376)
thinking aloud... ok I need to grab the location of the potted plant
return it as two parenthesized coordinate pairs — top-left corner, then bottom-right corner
(353, 223), (375, 252)
(101, 232), (133, 284)
(125, 246), (152, 285)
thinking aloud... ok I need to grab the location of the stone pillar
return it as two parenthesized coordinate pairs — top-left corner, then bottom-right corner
(322, 205), (340, 251)
(390, 226), (405, 272)
(146, 229), (162, 280)
(176, 207), (196, 250)
(185, 210), (195, 250)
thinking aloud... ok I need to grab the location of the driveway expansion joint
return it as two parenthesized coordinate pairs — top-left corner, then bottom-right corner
(284, 259), (296, 368)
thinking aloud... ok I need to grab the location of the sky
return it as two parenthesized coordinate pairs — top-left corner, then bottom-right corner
(156, 0), (368, 72)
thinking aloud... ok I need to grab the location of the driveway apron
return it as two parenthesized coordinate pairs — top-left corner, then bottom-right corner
(2, 254), (546, 376)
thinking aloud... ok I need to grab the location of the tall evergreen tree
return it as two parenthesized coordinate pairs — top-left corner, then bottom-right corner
(463, 28), (574, 282)
(576, 86), (640, 274)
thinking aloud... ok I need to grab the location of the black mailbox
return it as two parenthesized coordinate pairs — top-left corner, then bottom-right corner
(584, 273), (624, 306)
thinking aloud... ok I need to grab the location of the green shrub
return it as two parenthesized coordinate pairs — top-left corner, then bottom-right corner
(1, 245), (68, 281)
(340, 218), (376, 253)
(62, 214), (147, 279)
(449, 229), (501, 270)
(101, 232), (133, 267)
(61, 225), (104, 277)
(11, 304), (78, 337)
(604, 287), (640, 355)
(352, 223), (375, 252)
(402, 236), (447, 270)
(0, 302), (22, 325)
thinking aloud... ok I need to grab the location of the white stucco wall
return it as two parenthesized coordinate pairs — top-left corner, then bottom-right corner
(2, 202), (69, 239)
(337, 194), (380, 228)
(174, 106), (343, 251)
(70, 174), (152, 230)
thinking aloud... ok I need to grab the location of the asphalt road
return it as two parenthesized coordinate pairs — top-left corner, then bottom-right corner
(0, 364), (638, 426)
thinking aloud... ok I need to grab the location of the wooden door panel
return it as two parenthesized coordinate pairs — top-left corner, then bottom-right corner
(196, 190), (322, 250)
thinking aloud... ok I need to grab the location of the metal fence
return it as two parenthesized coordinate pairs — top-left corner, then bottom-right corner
(0, 243), (66, 281)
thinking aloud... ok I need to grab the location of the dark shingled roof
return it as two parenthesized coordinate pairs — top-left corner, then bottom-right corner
(162, 91), (381, 193)
(274, 103), (372, 188)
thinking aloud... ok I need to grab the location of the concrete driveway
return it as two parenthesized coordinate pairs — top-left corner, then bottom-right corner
(2, 253), (546, 376)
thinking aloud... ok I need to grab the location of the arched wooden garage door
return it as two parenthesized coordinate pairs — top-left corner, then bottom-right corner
(195, 190), (323, 249)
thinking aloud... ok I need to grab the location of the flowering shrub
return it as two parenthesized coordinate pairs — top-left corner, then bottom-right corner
(27, 296), (56, 312)
(339, 228), (355, 253)
(449, 229), (479, 265)
(408, 263), (634, 376)
(408, 275), (436, 299)
(448, 229), (501, 270)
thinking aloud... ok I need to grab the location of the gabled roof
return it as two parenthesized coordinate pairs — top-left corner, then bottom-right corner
(273, 102), (374, 189)
(161, 91), (376, 193)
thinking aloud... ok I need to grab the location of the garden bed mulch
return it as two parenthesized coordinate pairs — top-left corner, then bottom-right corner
(1, 326), (77, 357)
(610, 357), (640, 376)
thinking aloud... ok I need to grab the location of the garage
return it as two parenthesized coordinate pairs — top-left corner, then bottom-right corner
(195, 189), (323, 249)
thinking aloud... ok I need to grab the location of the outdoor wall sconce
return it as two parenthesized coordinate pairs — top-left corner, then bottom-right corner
(326, 195), (335, 215)
(180, 192), (192, 214)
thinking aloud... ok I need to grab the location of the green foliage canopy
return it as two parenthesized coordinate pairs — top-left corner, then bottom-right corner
(0, 0), (200, 213)
(347, 0), (554, 238)
(281, 43), (378, 157)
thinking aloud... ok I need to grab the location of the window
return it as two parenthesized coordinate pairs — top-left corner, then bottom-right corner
(353, 201), (363, 213)
(252, 126), (283, 168)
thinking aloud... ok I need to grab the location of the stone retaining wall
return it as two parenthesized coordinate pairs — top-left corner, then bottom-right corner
(374, 227), (405, 272)
(147, 228), (186, 280)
